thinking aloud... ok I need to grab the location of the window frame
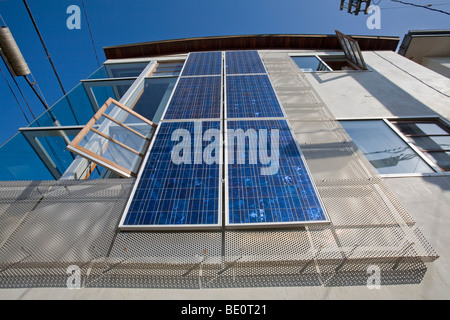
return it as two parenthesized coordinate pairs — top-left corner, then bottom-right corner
(289, 53), (369, 73)
(387, 118), (450, 172)
(339, 116), (450, 177)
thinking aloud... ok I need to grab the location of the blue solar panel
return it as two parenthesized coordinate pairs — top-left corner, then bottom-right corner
(181, 52), (222, 76)
(163, 77), (222, 120)
(122, 121), (221, 227)
(225, 51), (266, 75)
(227, 120), (327, 226)
(226, 75), (284, 118)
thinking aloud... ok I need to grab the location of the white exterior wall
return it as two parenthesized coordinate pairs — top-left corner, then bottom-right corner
(304, 50), (450, 120)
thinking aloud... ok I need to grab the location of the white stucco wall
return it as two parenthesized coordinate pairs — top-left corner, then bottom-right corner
(304, 51), (450, 120)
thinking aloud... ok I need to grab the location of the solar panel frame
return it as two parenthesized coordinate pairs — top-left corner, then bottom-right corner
(181, 51), (223, 77)
(224, 119), (329, 229)
(119, 120), (223, 230)
(225, 50), (267, 75)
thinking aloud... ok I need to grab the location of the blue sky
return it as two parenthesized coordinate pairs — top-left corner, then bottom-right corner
(0, 0), (449, 145)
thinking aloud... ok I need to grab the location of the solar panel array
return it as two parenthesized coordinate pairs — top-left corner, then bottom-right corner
(225, 51), (266, 75)
(227, 120), (327, 226)
(121, 50), (327, 230)
(181, 51), (222, 76)
(226, 75), (284, 118)
(163, 76), (222, 120)
(122, 121), (221, 228)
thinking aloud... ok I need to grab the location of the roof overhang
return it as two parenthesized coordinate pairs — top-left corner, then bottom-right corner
(103, 34), (399, 60)
(398, 30), (450, 64)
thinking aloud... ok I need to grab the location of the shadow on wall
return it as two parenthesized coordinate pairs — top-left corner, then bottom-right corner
(310, 55), (450, 119)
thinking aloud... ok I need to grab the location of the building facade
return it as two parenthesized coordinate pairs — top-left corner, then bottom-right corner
(0, 34), (449, 299)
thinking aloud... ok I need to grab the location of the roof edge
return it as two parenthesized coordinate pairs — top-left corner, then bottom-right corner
(103, 34), (400, 60)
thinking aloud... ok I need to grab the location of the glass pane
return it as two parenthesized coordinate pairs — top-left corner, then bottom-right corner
(350, 41), (364, 68)
(424, 152), (450, 171)
(105, 63), (149, 78)
(0, 132), (54, 180)
(131, 77), (177, 123)
(417, 123), (448, 135)
(82, 131), (141, 173)
(87, 65), (109, 79)
(29, 83), (95, 128)
(105, 122), (149, 155)
(291, 56), (324, 72)
(340, 120), (434, 174)
(409, 136), (450, 151)
(394, 122), (448, 136)
(90, 81), (133, 108)
(31, 130), (79, 176)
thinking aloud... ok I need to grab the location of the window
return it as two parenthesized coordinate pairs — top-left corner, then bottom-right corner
(335, 30), (368, 70)
(390, 119), (450, 171)
(341, 119), (450, 175)
(340, 120), (435, 175)
(67, 98), (157, 178)
(291, 56), (332, 72)
(291, 55), (362, 72)
(320, 55), (359, 71)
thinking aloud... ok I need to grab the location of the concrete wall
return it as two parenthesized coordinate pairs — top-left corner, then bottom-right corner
(304, 50), (450, 120)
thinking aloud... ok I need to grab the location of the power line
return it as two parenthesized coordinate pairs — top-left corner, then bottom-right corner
(22, 0), (67, 95)
(389, 0), (450, 15)
(0, 64), (30, 123)
(81, 0), (101, 67)
(8, 70), (37, 120)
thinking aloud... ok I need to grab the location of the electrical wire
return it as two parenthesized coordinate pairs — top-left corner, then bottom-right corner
(81, 0), (101, 67)
(22, 0), (67, 95)
(389, 0), (450, 15)
(0, 64), (30, 123)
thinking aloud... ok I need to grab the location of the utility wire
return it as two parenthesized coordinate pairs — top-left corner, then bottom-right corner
(0, 64), (30, 123)
(22, 0), (67, 95)
(81, 0), (101, 67)
(389, 0), (450, 15)
(8, 68), (37, 120)
(0, 16), (37, 120)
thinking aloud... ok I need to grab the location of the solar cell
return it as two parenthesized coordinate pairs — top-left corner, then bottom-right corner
(226, 119), (327, 227)
(121, 121), (222, 228)
(226, 75), (284, 118)
(163, 76), (222, 120)
(181, 51), (222, 76)
(225, 51), (266, 75)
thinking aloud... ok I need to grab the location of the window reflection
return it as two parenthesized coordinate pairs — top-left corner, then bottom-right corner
(340, 120), (434, 174)
(131, 77), (177, 123)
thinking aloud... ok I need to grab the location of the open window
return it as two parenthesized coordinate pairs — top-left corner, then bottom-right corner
(67, 98), (157, 178)
(335, 30), (368, 70)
